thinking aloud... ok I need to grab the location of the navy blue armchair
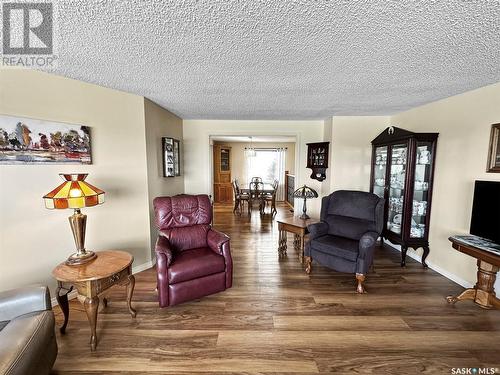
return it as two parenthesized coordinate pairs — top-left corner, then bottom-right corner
(304, 190), (384, 293)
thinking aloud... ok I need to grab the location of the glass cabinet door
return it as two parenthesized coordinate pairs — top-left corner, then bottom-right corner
(372, 146), (388, 198)
(220, 148), (230, 171)
(387, 144), (408, 236)
(410, 142), (433, 238)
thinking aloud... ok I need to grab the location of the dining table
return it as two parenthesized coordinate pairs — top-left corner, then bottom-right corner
(240, 183), (275, 195)
(240, 182), (276, 214)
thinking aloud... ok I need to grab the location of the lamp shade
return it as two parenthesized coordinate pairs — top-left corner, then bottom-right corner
(43, 174), (105, 209)
(293, 185), (318, 199)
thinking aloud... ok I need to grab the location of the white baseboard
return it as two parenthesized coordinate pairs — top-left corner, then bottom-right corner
(51, 259), (154, 307)
(385, 243), (473, 289)
(132, 259), (154, 274)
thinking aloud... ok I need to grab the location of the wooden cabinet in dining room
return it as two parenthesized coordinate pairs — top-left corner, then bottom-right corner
(213, 145), (232, 203)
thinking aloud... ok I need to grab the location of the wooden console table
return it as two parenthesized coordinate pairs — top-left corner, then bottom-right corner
(446, 237), (500, 309)
(52, 250), (137, 351)
(277, 217), (317, 263)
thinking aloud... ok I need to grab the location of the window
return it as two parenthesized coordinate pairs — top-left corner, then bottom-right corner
(246, 148), (286, 200)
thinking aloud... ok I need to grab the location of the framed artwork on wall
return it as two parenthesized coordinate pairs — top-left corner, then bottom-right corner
(487, 123), (500, 173)
(174, 139), (180, 176)
(0, 114), (91, 164)
(162, 137), (181, 177)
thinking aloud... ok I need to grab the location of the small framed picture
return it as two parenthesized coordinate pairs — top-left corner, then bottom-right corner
(487, 124), (500, 173)
(162, 137), (181, 177)
(174, 139), (181, 176)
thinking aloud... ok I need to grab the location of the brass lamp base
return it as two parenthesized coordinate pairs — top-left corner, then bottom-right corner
(66, 250), (97, 266)
(66, 208), (97, 266)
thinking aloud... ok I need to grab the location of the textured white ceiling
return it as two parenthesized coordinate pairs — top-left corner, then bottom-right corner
(48, 0), (500, 119)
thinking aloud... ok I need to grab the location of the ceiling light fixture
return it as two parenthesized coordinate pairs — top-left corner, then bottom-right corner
(245, 136), (256, 157)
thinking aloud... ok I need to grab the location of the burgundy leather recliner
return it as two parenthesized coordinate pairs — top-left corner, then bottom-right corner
(153, 194), (232, 307)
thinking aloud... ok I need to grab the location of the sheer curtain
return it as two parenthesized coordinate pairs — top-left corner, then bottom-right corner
(246, 148), (286, 200)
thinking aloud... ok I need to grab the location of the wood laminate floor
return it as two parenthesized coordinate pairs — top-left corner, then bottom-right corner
(52, 203), (500, 374)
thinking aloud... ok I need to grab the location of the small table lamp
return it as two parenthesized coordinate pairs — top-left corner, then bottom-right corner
(293, 185), (318, 220)
(43, 174), (105, 265)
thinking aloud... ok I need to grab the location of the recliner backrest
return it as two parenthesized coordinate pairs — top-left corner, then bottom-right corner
(154, 195), (212, 251)
(321, 190), (384, 240)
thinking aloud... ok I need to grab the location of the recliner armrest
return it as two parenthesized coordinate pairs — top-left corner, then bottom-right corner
(207, 229), (230, 255)
(207, 228), (232, 289)
(358, 231), (379, 258)
(155, 235), (174, 268)
(0, 285), (51, 322)
(307, 222), (329, 240)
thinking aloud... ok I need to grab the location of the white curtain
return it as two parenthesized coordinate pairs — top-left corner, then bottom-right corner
(276, 148), (285, 201)
(246, 148), (286, 200)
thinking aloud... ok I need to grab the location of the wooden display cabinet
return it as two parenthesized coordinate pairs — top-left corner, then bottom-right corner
(370, 127), (438, 268)
(306, 142), (330, 181)
(213, 145), (232, 203)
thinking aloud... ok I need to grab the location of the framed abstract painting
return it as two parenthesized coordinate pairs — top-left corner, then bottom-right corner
(0, 115), (91, 164)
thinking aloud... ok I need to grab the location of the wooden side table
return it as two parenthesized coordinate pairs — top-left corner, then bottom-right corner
(446, 237), (500, 309)
(52, 250), (137, 351)
(277, 217), (317, 263)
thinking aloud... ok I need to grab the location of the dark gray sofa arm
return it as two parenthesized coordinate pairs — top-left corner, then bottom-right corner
(356, 231), (380, 274)
(0, 285), (51, 322)
(308, 222), (329, 240)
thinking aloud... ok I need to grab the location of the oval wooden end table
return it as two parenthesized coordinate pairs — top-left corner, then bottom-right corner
(52, 250), (137, 351)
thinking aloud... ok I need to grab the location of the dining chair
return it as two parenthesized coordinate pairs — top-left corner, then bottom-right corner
(231, 180), (240, 213)
(251, 177), (263, 183)
(249, 181), (265, 214)
(263, 179), (278, 216)
(232, 179), (250, 214)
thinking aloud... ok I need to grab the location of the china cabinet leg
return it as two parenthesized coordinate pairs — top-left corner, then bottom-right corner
(422, 246), (430, 268)
(401, 246), (407, 267)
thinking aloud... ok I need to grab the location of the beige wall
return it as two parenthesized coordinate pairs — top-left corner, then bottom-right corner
(213, 141), (295, 189)
(183, 120), (324, 215)
(329, 116), (390, 192)
(321, 118), (333, 197)
(144, 98), (184, 257)
(0, 69), (179, 294)
(390, 82), (500, 288)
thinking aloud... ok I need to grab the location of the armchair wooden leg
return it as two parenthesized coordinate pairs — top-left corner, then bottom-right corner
(356, 273), (366, 294)
(305, 256), (312, 274)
